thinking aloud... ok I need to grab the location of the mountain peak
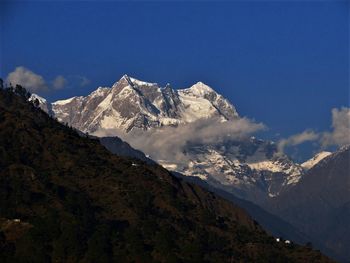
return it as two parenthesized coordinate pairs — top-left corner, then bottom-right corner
(121, 74), (131, 82)
(187, 81), (214, 96)
(45, 75), (239, 134)
(28, 93), (52, 114)
(29, 93), (47, 104)
(121, 73), (129, 79)
(117, 74), (158, 88)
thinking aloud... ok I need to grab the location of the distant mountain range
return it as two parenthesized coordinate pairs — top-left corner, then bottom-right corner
(31, 75), (309, 204)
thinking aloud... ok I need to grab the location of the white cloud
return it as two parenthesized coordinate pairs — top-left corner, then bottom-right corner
(278, 130), (319, 153)
(6, 66), (48, 93)
(52, 75), (67, 90)
(78, 76), (90, 87)
(322, 107), (350, 147)
(97, 117), (265, 163)
(6, 66), (90, 92)
(278, 107), (350, 153)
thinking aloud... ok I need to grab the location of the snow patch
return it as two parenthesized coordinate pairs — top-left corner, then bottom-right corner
(301, 151), (332, 170)
(29, 93), (47, 104)
(53, 97), (77, 105)
(129, 76), (158, 87)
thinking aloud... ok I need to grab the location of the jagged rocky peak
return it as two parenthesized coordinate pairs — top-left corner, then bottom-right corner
(183, 81), (217, 97)
(29, 93), (52, 115)
(178, 81), (239, 120)
(90, 86), (110, 97)
(29, 93), (47, 105)
(45, 75), (239, 134)
(112, 74), (159, 91)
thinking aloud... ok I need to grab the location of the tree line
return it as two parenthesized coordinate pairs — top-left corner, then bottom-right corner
(0, 78), (40, 108)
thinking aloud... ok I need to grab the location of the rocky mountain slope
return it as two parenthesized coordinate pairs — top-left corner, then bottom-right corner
(163, 137), (304, 204)
(28, 93), (52, 114)
(51, 75), (238, 134)
(267, 146), (350, 262)
(98, 136), (155, 164)
(0, 87), (334, 262)
(30, 75), (306, 204)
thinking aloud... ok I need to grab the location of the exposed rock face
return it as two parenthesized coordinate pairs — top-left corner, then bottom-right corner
(161, 138), (304, 204)
(51, 75), (238, 134)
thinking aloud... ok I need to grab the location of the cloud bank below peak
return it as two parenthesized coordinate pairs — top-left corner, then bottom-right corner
(95, 116), (266, 163)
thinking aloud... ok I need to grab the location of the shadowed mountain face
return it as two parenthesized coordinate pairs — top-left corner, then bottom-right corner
(174, 173), (311, 245)
(267, 146), (350, 262)
(98, 136), (155, 165)
(0, 89), (334, 262)
(74, 131), (155, 165)
(94, 124), (343, 261)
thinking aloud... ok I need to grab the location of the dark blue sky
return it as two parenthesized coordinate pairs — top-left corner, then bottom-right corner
(1, 1), (349, 146)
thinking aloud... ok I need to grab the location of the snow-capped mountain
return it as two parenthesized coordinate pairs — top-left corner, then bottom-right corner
(301, 151), (332, 170)
(29, 93), (52, 114)
(163, 138), (304, 203)
(32, 75), (305, 203)
(50, 75), (238, 134)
